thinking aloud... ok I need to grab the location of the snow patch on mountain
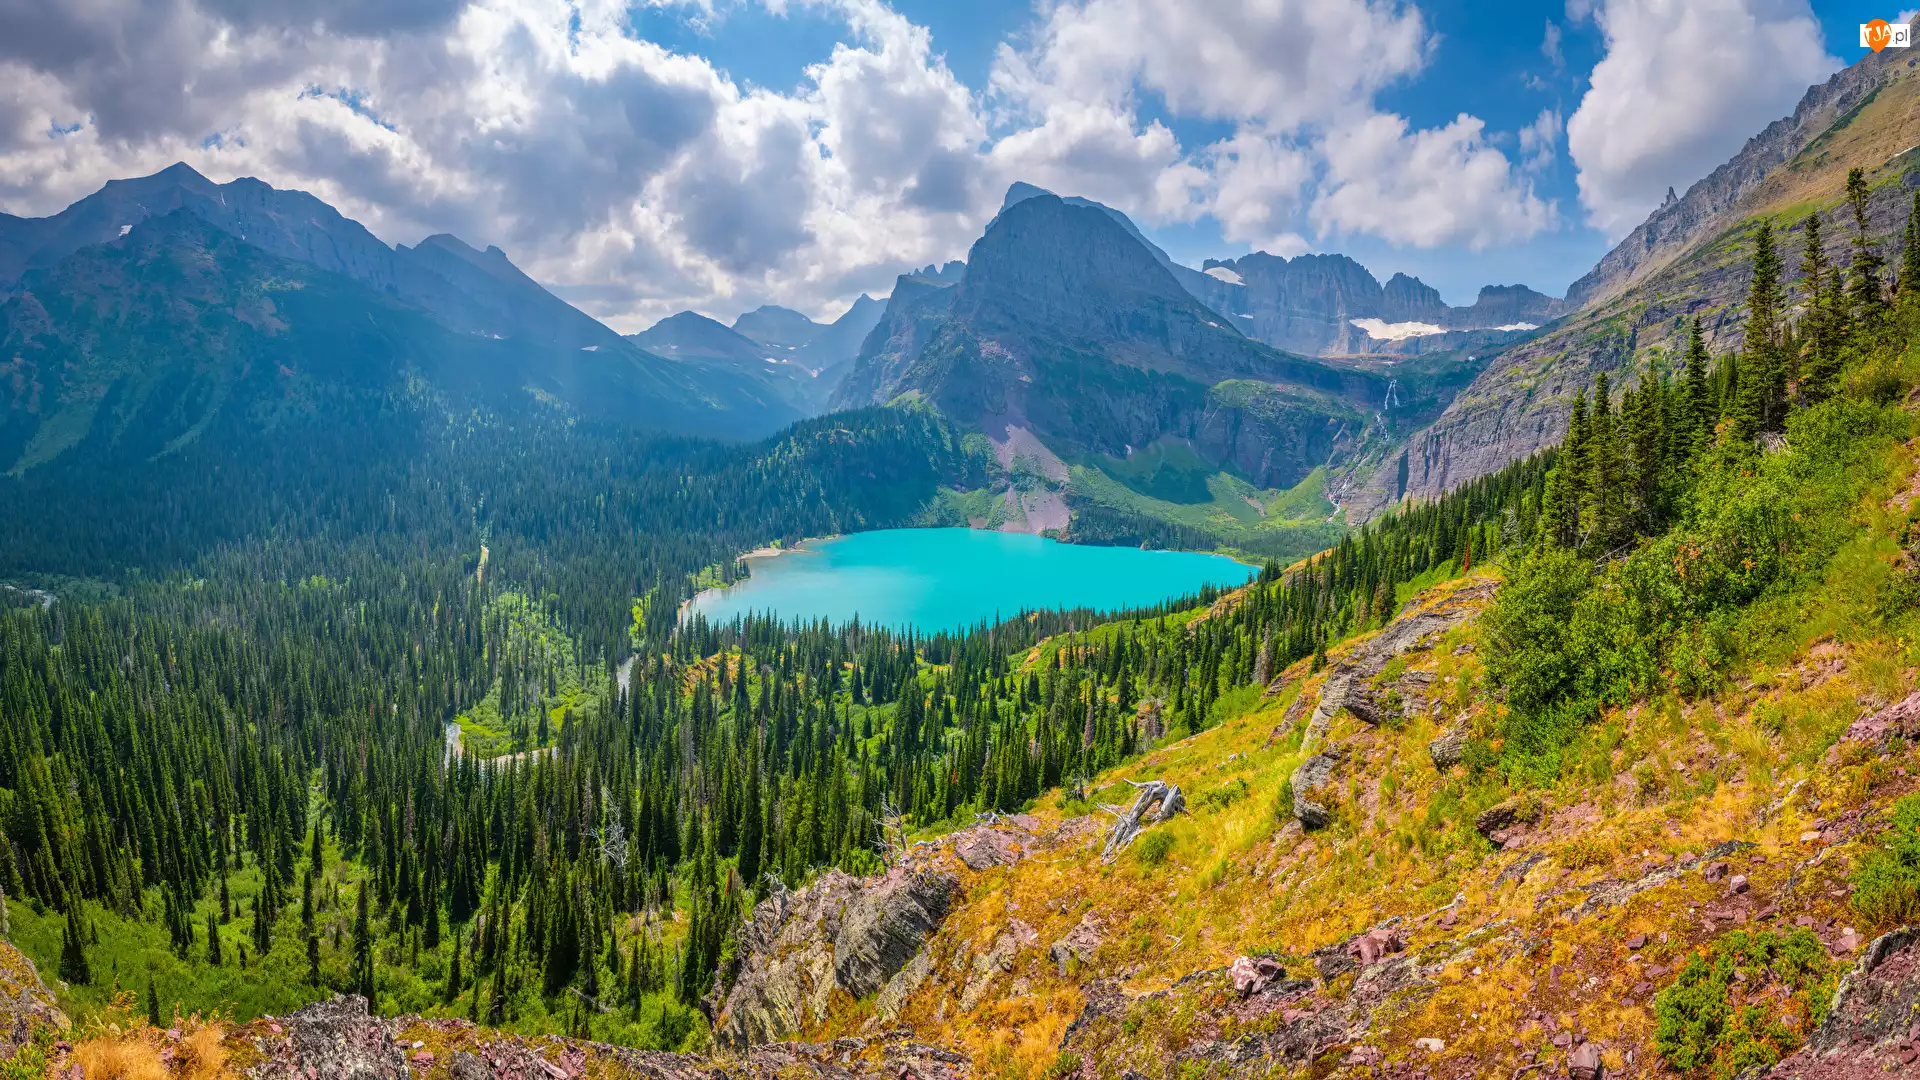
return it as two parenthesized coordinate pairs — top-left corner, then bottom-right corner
(1351, 318), (1445, 341)
(1203, 265), (1245, 285)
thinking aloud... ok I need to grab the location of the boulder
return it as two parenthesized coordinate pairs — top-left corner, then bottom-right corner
(1228, 955), (1287, 997)
(1428, 730), (1467, 770)
(1569, 1040), (1602, 1080)
(1347, 928), (1407, 967)
(1049, 913), (1105, 976)
(247, 996), (409, 1080)
(1474, 796), (1543, 844)
(1291, 751), (1343, 829)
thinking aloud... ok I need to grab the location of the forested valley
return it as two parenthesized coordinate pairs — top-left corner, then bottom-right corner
(3, 169), (1919, 1057)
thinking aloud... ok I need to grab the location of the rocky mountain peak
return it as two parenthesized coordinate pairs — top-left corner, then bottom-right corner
(733, 304), (822, 347)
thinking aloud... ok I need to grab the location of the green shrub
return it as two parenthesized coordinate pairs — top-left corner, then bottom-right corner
(1652, 929), (1830, 1079)
(1852, 793), (1920, 928)
(1136, 830), (1175, 867)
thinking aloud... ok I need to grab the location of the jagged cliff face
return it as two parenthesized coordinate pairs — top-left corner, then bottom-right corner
(1197, 252), (1564, 358)
(1372, 49), (1920, 517)
(835, 195), (1384, 491)
(1564, 49), (1908, 310)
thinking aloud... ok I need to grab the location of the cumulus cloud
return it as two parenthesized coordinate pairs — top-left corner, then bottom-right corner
(1314, 113), (1557, 249)
(987, 0), (1552, 253)
(1519, 108), (1561, 173)
(0, 0), (1563, 326)
(1566, 0), (1838, 238)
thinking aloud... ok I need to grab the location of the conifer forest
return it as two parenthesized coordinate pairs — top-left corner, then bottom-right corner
(4, 168), (1920, 1056)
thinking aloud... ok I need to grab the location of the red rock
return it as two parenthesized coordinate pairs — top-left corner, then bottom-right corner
(1569, 1041), (1603, 1080)
(1625, 934), (1648, 950)
(1704, 861), (1730, 882)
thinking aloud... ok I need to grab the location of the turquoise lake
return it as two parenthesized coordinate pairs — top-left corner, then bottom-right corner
(684, 528), (1257, 633)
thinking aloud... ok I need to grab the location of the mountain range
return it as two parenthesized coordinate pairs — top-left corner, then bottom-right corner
(7, 42), (1916, 537)
(0, 164), (806, 476)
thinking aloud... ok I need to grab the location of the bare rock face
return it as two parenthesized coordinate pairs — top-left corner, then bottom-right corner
(1291, 751), (1343, 829)
(248, 995), (410, 1080)
(1763, 926), (1920, 1078)
(717, 868), (957, 1047)
(246, 998), (971, 1080)
(0, 941), (66, 1058)
(834, 872), (957, 998)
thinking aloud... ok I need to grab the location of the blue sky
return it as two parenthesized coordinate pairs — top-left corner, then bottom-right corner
(0, 0), (1897, 323)
(629, 0), (1879, 306)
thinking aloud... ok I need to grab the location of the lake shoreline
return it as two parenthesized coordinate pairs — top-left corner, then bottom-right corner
(680, 527), (1257, 634)
(677, 534), (838, 622)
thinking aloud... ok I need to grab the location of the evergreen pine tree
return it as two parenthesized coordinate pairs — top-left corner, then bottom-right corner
(1847, 166), (1884, 317)
(1734, 219), (1784, 439)
(308, 934), (322, 986)
(1801, 212), (1842, 403)
(1682, 318), (1714, 453)
(1903, 189), (1920, 295)
(58, 902), (91, 986)
(206, 913), (222, 966)
(146, 977), (162, 1028)
(445, 933), (463, 1003)
(352, 883), (375, 1005)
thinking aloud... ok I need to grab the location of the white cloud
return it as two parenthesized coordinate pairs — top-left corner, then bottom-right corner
(1314, 112), (1557, 249)
(0, 0), (1563, 327)
(1565, 0), (1839, 238)
(988, 0), (1552, 254)
(1519, 107), (1561, 172)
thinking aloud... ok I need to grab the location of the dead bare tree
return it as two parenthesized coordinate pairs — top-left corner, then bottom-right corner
(874, 797), (909, 868)
(592, 819), (631, 870)
(1098, 778), (1186, 862)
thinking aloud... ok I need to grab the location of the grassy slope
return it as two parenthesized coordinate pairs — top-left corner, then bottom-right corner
(781, 423), (1920, 1079)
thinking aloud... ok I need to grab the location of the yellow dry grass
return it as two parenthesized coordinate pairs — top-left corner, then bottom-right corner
(72, 1035), (170, 1080)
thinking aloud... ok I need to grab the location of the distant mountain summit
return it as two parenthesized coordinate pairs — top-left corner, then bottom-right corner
(733, 305), (821, 348)
(996, 182), (1562, 360)
(0, 163), (623, 352)
(837, 191), (1389, 497)
(0, 165), (806, 474)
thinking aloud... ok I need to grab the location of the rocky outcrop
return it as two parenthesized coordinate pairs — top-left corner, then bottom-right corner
(1050, 913), (1105, 976)
(717, 867), (957, 1047)
(248, 995), (412, 1080)
(1291, 750), (1343, 829)
(1302, 580), (1493, 749)
(833, 872), (955, 997)
(1763, 927), (1920, 1078)
(0, 941), (66, 1058)
(1062, 941), (1434, 1076)
(240, 996), (971, 1080)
